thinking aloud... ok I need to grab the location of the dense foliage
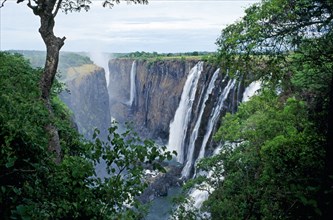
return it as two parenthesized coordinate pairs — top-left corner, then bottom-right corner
(174, 0), (333, 219)
(0, 52), (173, 219)
(208, 92), (325, 219)
(0, 0), (154, 165)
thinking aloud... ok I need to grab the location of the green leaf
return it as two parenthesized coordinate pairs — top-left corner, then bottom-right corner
(5, 156), (17, 168)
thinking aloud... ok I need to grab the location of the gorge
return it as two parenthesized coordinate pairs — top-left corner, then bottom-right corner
(3, 1), (330, 218)
(17, 49), (260, 179)
(24, 51), (258, 181)
(17, 50), (258, 212)
(104, 57), (252, 180)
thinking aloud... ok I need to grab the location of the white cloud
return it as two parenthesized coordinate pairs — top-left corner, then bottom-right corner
(0, 0), (259, 53)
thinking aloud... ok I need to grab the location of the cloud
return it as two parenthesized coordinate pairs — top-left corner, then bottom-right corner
(0, 0), (259, 52)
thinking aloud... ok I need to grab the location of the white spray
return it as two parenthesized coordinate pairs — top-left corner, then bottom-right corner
(242, 80), (261, 102)
(89, 51), (111, 87)
(186, 145), (224, 216)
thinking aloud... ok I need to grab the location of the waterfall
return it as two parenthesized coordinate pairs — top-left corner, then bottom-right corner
(167, 62), (204, 163)
(242, 80), (261, 102)
(89, 51), (110, 86)
(187, 81), (261, 210)
(180, 68), (220, 178)
(187, 145), (223, 214)
(183, 78), (236, 178)
(127, 61), (137, 106)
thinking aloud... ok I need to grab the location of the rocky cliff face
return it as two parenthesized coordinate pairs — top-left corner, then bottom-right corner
(108, 59), (198, 143)
(60, 64), (111, 140)
(54, 56), (250, 180)
(107, 58), (247, 178)
(15, 51), (111, 141)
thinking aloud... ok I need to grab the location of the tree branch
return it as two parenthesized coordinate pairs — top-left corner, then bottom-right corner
(53, 0), (62, 17)
(27, 0), (40, 15)
(0, 0), (7, 8)
(102, 0), (148, 8)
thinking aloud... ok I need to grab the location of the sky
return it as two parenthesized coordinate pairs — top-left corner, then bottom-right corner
(0, 0), (259, 53)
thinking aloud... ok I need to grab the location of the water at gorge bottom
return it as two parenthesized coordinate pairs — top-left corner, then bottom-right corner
(145, 187), (181, 220)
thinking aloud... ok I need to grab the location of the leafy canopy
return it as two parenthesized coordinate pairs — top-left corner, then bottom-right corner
(0, 0), (148, 12)
(173, 0), (332, 219)
(191, 91), (325, 219)
(0, 52), (174, 219)
(216, 0), (333, 86)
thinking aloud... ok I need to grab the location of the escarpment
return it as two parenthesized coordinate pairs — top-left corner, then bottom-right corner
(60, 64), (111, 140)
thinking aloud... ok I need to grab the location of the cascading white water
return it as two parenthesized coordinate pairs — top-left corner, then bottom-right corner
(188, 81), (262, 210)
(242, 80), (261, 102)
(180, 68), (220, 177)
(89, 51), (111, 87)
(167, 62), (204, 163)
(127, 61), (137, 106)
(185, 78), (236, 178)
(187, 145), (223, 214)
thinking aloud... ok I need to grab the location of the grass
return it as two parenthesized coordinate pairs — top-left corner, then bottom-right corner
(64, 64), (102, 82)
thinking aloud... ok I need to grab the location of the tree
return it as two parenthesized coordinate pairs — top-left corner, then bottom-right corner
(1, 52), (174, 218)
(172, 0), (332, 219)
(184, 91), (324, 219)
(0, 0), (149, 163)
(215, 0), (333, 217)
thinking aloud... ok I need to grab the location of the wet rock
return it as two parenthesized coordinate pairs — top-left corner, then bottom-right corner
(108, 59), (197, 143)
(138, 163), (183, 204)
(60, 64), (111, 141)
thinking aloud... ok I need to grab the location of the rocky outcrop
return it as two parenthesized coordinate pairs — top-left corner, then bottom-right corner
(138, 163), (183, 204)
(60, 64), (111, 140)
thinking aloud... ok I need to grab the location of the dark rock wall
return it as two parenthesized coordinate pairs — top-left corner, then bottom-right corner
(58, 58), (248, 179)
(108, 59), (197, 143)
(60, 64), (111, 141)
(107, 58), (247, 177)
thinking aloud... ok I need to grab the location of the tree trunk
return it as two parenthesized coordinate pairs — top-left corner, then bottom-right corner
(38, 2), (65, 164)
(323, 72), (333, 219)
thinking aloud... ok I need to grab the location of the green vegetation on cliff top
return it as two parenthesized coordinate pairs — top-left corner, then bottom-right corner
(65, 64), (102, 82)
(8, 50), (93, 72)
(117, 51), (215, 61)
